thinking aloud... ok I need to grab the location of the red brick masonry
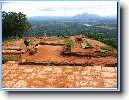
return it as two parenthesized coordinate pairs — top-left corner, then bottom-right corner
(2, 61), (117, 88)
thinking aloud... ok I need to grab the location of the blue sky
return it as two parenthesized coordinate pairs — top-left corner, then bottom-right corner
(2, 1), (117, 17)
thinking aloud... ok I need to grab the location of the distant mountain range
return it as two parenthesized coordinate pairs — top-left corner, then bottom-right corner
(28, 12), (116, 21)
(28, 16), (72, 20)
(73, 12), (102, 20)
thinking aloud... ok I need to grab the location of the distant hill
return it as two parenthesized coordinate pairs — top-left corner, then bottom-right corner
(26, 12), (117, 40)
(72, 12), (102, 20)
(28, 16), (72, 21)
(28, 12), (116, 21)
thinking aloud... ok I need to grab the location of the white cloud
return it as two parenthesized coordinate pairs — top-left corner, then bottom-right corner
(2, 1), (117, 17)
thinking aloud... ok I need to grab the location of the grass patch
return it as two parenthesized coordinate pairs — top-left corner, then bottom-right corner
(85, 43), (93, 47)
(100, 46), (113, 51)
(28, 38), (34, 46)
(50, 36), (59, 41)
(81, 42), (93, 48)
(60, 37), (73, 46)
(2, 55), (21, 63)
(40, 37), (45, 42)
(3, 37), (21, 44)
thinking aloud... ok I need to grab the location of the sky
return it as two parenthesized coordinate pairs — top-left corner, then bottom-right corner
(2, 1), (117, 17)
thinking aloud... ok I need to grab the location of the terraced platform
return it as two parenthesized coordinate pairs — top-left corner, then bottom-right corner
(2, 61), (117, 88)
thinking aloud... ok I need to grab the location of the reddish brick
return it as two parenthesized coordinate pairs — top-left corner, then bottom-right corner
(102, 67), (116, 72)
(92, 66), (102, 72)
(101, 72), (117, 78)
(103, 79), (117, 88)
(13, 80), (27, 88)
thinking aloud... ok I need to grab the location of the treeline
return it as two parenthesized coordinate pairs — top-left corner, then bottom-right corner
(25, 20), (117, 39)
(84, 32), (117, 49)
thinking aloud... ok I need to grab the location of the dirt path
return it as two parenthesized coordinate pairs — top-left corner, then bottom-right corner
(22, 45), (63, 62)
(2, 61), (117, 88)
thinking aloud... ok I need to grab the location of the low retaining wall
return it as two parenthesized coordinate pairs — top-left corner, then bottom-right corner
(3, 48), (22, 51)
(19, 61), (92, 66)
(62, 51), (117, 57)
(105, 63), (117, 67)
(39, 42), (65, 46)
(2, 50), (25, 55)
(61, 44), (117, 57)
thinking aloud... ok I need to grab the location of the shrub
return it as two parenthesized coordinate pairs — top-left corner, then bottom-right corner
(85, 43), (93, 47)
(2, 55), (21, 63)
(81, 42), (93, 48)
(100, 46), (113, 51)
(28, 38), (33, 46)
(40, 37), (45, 42)
(61, 37), (73, 47)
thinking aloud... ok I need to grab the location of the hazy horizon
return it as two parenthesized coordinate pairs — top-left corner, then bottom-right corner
(26, 13), (117, 18)
(2, 1), (117, 17)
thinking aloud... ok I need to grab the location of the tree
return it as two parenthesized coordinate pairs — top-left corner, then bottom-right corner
(2, 11), (31, 39)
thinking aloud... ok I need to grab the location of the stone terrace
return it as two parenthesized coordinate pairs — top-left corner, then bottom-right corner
(2, 61), (117, 88)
